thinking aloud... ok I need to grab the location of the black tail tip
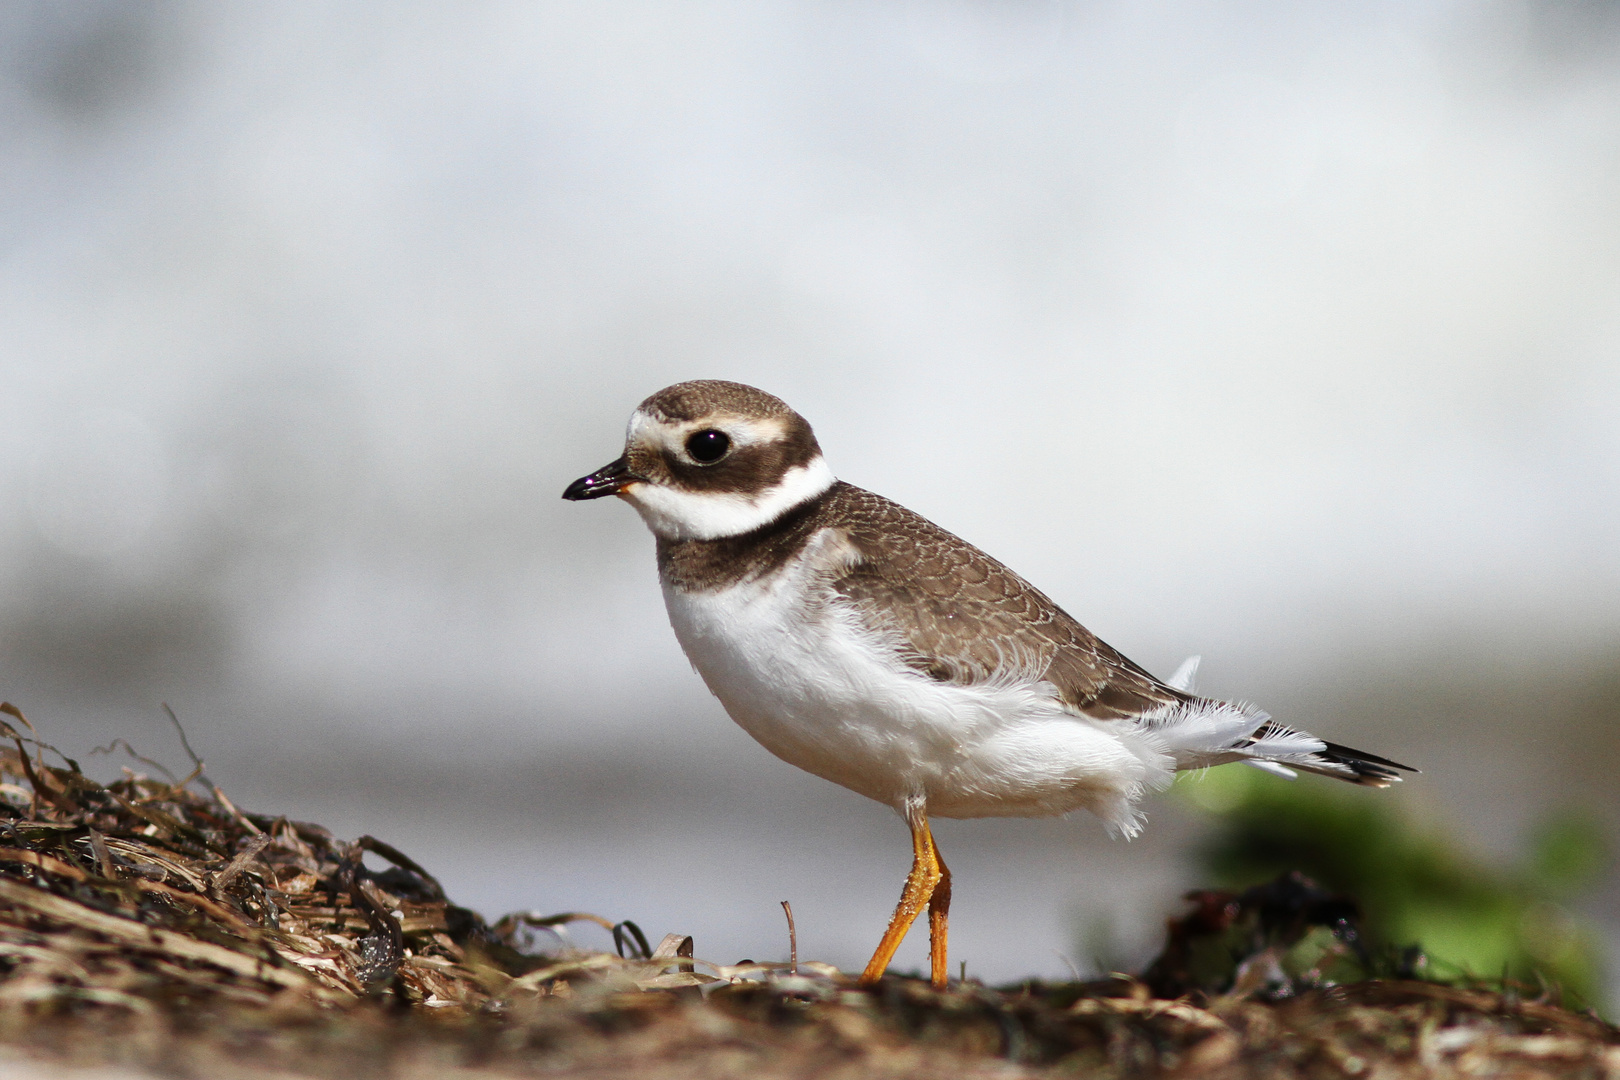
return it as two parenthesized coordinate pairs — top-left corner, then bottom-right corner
(1320, 741), (1418, 786)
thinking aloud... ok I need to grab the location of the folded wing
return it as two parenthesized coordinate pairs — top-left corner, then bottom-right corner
(824, 485), (1189, 721)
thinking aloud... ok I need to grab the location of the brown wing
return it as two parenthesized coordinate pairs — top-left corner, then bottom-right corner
(823, 484), (1189, 721)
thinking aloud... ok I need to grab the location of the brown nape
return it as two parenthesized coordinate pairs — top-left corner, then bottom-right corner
(638, 380), (796, 423)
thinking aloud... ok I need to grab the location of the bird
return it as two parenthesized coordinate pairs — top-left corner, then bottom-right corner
(563, 379), (1413, 991)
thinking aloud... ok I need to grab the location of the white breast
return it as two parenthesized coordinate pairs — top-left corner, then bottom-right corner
(660, 529), (1173, 835)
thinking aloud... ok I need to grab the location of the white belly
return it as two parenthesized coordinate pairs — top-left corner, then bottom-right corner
(660, 546), (1168, 834)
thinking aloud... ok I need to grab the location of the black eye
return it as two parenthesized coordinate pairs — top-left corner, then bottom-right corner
(685, 429), (731, 464)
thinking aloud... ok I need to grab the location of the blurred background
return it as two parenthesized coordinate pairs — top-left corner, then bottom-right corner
(0, 0), (1616, 1000)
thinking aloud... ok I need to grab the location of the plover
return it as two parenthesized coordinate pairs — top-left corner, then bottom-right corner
(563, 380), (1412, 990)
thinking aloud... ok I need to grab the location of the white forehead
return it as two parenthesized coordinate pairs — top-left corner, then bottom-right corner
(626, 408), (792, 451)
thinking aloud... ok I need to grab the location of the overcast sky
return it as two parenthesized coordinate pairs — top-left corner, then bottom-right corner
(5, 2), (1618, 750)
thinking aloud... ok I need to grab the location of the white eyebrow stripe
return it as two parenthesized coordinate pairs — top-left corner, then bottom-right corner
(629, 410), (790, 457)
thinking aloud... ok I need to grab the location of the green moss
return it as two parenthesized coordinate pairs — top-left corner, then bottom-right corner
(1175, 766), (1613, 1010)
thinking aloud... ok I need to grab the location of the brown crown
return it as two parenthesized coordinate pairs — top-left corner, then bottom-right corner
(637, 380), (797, 423)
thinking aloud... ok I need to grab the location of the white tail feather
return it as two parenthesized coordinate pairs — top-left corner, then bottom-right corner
(1135, 698), (1337, 777)
(1165, 655), (1201, 693)
(1244, 722), (1327, 761)
(1140, 700), (1270, 768)
(1245, 759), (1299, 779)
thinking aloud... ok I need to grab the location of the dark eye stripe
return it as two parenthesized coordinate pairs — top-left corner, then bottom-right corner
(685, 429), (731, 464)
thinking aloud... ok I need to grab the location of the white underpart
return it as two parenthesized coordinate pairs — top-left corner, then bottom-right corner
(660, 526), (1325, 837)
(625, 454), (836, 541)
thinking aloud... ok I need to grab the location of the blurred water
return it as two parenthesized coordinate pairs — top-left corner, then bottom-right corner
(0, 1), (1617, 988)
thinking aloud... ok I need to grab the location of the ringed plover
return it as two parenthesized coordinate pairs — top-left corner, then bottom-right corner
(564, 380), (1412, 990)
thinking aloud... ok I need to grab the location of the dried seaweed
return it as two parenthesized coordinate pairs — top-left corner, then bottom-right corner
(0, 702), (1612, 1079)
(0, 704), (736, 1014)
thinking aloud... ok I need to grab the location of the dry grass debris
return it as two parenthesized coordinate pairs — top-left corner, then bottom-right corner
(0, 702), (1612, 1079)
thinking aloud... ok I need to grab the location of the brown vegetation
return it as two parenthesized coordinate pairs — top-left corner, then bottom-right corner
(0, 701), (1612, 1079)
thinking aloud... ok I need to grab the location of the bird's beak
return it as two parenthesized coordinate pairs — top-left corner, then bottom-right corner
(562, 455), (637, 501)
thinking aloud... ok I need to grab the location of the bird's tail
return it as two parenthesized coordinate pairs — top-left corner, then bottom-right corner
(1239, 722), (1415, 787)
(1277, 735), (1415, 787)
(1144, 664), (1417, 786)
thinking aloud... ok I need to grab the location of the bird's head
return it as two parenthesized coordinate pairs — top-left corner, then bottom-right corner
(563, 380), (834, 541)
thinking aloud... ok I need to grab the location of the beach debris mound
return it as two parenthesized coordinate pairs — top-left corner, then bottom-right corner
(0, 701), (1614, 1079)
(0, 702), (723, 1017)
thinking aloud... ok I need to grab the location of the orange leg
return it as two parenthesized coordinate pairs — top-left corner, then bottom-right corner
(858, 803), (949, 990)
(927, 828), (951, 991)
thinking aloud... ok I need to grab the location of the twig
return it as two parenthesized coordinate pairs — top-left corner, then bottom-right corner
(495, 911), (619, 934)
(87, 739), (178, 784)
(87, 829), (117, 879)
(0, 703), (37, 733)
(213, 834), (272, 893)
(0, 877), (331, 998)
(613, 920), (652, 960)
(210, 784), (262, 835)
(161, 704), (211, 790)
(781, 900), (798, 976)
(0, 847), (88, 881)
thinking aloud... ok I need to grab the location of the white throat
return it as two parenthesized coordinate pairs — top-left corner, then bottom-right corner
(623, 455), (836, 541)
